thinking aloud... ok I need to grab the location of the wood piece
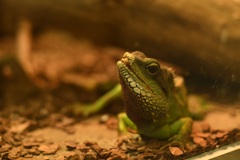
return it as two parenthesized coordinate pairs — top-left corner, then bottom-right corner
(1, 0), (240, 94)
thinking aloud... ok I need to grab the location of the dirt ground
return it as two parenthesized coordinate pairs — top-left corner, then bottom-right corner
(0, 105), (240, 160)
(1, 31), (240, 160)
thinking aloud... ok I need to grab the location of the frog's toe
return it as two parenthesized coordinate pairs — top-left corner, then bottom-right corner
(169, 139), (185, 149)
(160, 140), (185, 152)
(167, 135), (192, 149)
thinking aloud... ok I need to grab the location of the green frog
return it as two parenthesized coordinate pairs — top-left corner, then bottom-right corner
(117, 51), (192, 146)
(73, 51), (207, 147)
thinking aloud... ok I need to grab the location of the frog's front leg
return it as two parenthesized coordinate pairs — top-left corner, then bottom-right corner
(73, 84), (122, 116)
(167, 117), (193, 148)
(118, 112), (137, 134)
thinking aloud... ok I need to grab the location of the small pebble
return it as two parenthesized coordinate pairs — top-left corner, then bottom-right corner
(169, 147), (184, 156)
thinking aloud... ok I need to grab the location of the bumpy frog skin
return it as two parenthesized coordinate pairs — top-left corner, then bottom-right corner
(117, 51), (193, 145)
(73, 51), (205, 147)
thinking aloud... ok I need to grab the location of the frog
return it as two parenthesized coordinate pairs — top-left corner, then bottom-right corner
(73, 51), (207, 147)
(117, 51), (192, 147)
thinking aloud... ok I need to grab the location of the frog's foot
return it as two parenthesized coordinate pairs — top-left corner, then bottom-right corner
(161, 135), (193, 150)
(116, 134), (142, 148)
(165, 136), (196, 153)
(169, 135), (187, 149)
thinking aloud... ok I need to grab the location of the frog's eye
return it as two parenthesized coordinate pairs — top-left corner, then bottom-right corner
(146, 63), (159, 75)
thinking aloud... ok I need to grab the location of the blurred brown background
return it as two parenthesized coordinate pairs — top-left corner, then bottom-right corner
(0, 0), (240, 101)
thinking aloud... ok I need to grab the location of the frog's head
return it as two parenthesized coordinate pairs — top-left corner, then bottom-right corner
(117, 51), (175, 123)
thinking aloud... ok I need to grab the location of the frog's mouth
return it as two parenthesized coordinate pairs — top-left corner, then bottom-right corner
(117, 60), (135, 86)
(119, 52), (133, 70)
(117, 53), (146, 89)
(120, 54), (129, 64)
